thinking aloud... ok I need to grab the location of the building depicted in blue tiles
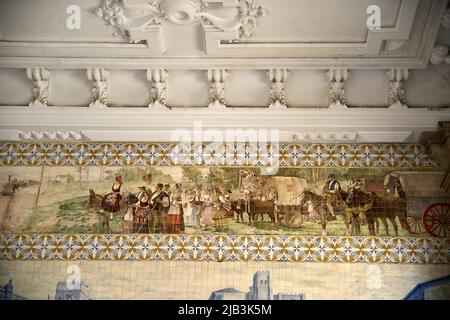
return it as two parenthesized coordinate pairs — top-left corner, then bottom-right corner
(246, 271), (273, 300)
(0, 280), (27, 300)
(210, 271), (305, 300)
(55, 281), (91, 300)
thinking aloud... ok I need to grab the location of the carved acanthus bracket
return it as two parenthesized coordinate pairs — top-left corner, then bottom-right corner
(268, 68), (288, 109)
(327, 69), (348, 109)
(147, 69), (169, 109)
(207, 69), (228, 108)
(94, 0), (267, 42)
(387, 68), (408, 109)
(430, 45), (450, 65)
(87, 68), (109, 108)
(26, 67), (50, 108)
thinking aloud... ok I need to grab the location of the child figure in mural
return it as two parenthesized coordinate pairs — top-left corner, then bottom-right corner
(101, 175), (123, 220)
(166, 183), (186, 234)
(323, 173), (340, 220)
(133, 186), (150, 233)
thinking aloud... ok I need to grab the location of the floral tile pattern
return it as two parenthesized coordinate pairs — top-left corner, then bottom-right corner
(0, 142), (437, 167)
(0, 234), (448, 264)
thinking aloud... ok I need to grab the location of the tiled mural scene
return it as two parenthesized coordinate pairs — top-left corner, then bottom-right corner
(0, 141), (449, 300)
(1, 261), (449, 300)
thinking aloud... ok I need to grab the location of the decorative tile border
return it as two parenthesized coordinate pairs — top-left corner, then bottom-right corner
(0, 234), (448, 264)
(0, 142), (437, 167)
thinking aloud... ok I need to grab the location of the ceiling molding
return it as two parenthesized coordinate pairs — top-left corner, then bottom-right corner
(0, 106), (448, 143)
(0, 0), (446, 68)
(0, 56), (436, 70)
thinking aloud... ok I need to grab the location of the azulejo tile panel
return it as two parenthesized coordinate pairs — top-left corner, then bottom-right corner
(0, 142), (437, 167)
(0, 234), (448, 264)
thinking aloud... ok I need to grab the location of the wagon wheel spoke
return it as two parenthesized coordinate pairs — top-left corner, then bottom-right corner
(430, 223), (443, 237)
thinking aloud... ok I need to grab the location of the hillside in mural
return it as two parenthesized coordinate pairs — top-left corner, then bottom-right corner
(0, 166), (448, 237)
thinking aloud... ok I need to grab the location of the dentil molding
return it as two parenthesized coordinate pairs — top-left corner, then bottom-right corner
(17, 131), (86, 141)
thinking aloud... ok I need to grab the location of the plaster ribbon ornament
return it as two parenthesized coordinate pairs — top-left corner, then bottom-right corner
(94, 0), (267, 41)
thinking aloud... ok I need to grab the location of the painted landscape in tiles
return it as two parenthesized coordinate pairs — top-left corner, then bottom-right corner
(0, 166), (449, 237)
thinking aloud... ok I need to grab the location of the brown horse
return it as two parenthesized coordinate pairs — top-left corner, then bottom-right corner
(343, 190), (374, 236)
(298, 190), (330, 236)
(365, 193), (415, 236)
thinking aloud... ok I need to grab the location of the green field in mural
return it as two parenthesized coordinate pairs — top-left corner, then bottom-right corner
(0, 166), (449, 237)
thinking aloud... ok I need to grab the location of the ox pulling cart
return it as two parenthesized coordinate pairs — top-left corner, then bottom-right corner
(364, 172), (450, 238)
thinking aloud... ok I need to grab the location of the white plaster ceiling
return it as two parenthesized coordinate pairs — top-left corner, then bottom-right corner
(0, 0), (445, 65)
(0, 0), (449, 143)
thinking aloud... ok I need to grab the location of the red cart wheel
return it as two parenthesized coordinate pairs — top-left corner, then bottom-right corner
(422, 203), (450, 238)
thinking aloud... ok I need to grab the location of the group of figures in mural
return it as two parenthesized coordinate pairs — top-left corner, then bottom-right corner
(1, 165), (449, 237)
(86, 169), (448, 237)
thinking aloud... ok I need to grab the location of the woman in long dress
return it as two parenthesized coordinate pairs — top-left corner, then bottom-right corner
(133, 189), (150, 233)
(101, 175), (123, 219)
(198, 192), (214, 228)
(166, 183), (185, 234)
(212, 188), (229, 231)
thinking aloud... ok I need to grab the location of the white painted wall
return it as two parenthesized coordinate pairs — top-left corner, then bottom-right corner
(225, 70), (270, 107)
(109, 70), (151, 107)
(406, 64), (450, 107)
(0, 68), (31, 106)
(346, 70), (388, 107)
(48, 69), (91, 107)
(166, 70), (209, 108)
(285, 70), (328, 108)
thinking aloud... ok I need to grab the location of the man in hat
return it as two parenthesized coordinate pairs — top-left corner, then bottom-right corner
(323, 173), (340, 220)
(137, 185), (147, 201)
(150, 183), (170, 233)
(191, 185), (205, 227)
